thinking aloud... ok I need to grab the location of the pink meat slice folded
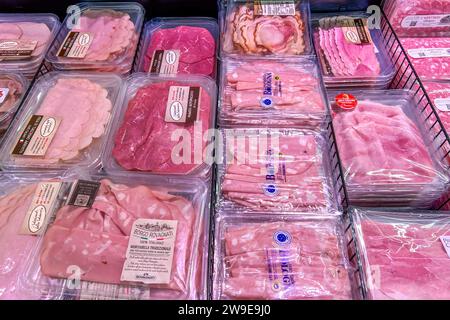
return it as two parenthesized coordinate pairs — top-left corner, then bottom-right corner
(221, 133), (330, 211)
(0, 184), (45, 300)
(40, 179), (198, 298)
(333, 100), (438, 185)
(112, 80), (211, 174)
(359, 216), (450, 300)
(143, 26), (215, 76)
(220, 221), (352, 300)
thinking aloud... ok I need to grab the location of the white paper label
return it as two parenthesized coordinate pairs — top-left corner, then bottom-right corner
(407, 48), (450, 59)
(434, 98), (450, 112)
(440, 236), (450, 258)
(164, 86), (201, 123)
(78, 282), (151, 300)
(0, 87), (9, 105)
(401, 14), (450, 28)
(20, 182), (62, 235)
(121, 219), (177, 284)
(149, 50), (180, 74)
(57, 31), (93, 59)
(254, 1), (296, 16)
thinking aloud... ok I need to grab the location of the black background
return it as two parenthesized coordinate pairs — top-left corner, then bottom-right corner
(0, 0), (382, 19)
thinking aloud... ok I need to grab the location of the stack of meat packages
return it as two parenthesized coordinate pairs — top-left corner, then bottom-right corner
(213, 1), (357, 301)
(0, 2), (221, 301)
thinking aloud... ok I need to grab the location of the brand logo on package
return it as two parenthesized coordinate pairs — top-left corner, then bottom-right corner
(335, 93), (358, 110)
(273, 230), (292, 246)
(165, 86), (201, 123)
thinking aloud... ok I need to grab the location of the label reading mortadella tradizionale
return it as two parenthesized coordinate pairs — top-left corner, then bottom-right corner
(57, 31), (93, 59)
(164, 86), (201, 123)
(12, 115), (61, 156)
(149, 50), (180, 74)
(20, 181), (62, 235)
(121, 219), (178, 284)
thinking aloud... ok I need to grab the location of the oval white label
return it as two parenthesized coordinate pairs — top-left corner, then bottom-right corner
(41, 117), (57, 137)
(165, 50), (177, 65)
(78, 33), (91, 46)
(0, 41), (18, 49)
(28, 205), (47, 233)
(170, 101), (183, 121)
(345, 30), (359, 44)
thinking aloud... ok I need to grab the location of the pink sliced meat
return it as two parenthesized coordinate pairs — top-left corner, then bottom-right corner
(356, 211), (450, 300)
(333, 100), (438, 185)
(401, 37), (450, 79)
(112, 80), (212, 174)
(40, 179), (199, 299)
(0, 22), (51, 58)
(221, 131), (331, 211)
(143, 26), (215, 76)
(217, 219), (352, 300)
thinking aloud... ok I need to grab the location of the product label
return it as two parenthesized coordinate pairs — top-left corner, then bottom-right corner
(265, 230), (294, 292)
(121, 219), (178, 284)
(0, 39), (37, 60)
(254, 0), (296, 16)
(12, 115), (61, 156)
(401, 14), (450, 28)
(0, 87), (9, 105)
(440, 236), (450, 258)
(78, 282), (151, 300)
(20, 182), (62, 235)
(165, 86), (201, 123)
(407, 48), (450, 59)
(260, 72), (282, 108)
(335, 93), (358, 110)
(149, 50), (180, 74)
(57, 31), (93, 58)
(339, 18), (372, 45)
(262, 148), (286, 197)
(67, 180), (101, 208)
(434, 98), (450, 112)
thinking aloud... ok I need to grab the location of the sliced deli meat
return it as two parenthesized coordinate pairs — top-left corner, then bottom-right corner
(39, 178), (206, 299)
(142, 21), (217, 77)
(110, 75), (215, 175)
(354, 209), (450, 300)
(220, 59), (326, 126)
(222, 3), (307, 56)
(219, 129), (335, 212)
(214, 216), (353, 300)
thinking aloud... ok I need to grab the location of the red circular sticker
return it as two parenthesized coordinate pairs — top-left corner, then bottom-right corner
(335, 93), (358, 110)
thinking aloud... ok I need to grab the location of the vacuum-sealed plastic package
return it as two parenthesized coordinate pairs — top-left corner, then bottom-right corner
(0, 73), (28, 139)
(219, 57), (329, 127)
(0, 171), (74, 300)
(401, 37), (450, 80)
(0, 14), (60, 78)
(384, 0), (450, 36)
(0, 72), (124, 172)
(136, 17), (218, 77)
(330, 90), (449, 207)
(20, 173), (210, 300)
(423, 80), (450, 132)
(213, 213), (354, 300)
(45, 2), (145, 75)
(351, 207), (450, 300)
(312, 12), (395, 88)
(217, 128), (339, 213)
(219, 0), (312, 58)
(103, 73), (216, 177)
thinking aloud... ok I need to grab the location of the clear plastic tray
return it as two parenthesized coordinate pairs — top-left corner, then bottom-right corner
(45, 2), (145, 74)
(218, 57), (329, 127)
(20, 173), (210, 300)
(351, 207), (450, 300)
(135, 17), (219, 78)
(0, 171), (74, 300)
(0, 14), (60, 77)
(0, 73), (29, 137)
(329, 89), (449, 207)
(0, 72), (125, 172)
(103, 73), (217, 178)
(216, 128), (340, 213)
(212, 213), (355, 300)
(219, 0), (313, 58)
(311, 11), (395, 89)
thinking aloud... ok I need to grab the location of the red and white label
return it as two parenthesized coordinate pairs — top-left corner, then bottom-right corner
(335, 93), (358, 110)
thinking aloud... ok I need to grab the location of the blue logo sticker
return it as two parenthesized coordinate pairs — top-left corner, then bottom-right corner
(273, 230), (292, 246)
(260, 97), (274, 108)
(263, 183), (278, 196)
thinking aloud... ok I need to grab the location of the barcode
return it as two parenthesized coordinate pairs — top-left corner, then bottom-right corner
(79, 282), (150, 300)
(409, 21), (418, 27)
(74, 194), (90, 206)
(418, 52), (426, 57)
